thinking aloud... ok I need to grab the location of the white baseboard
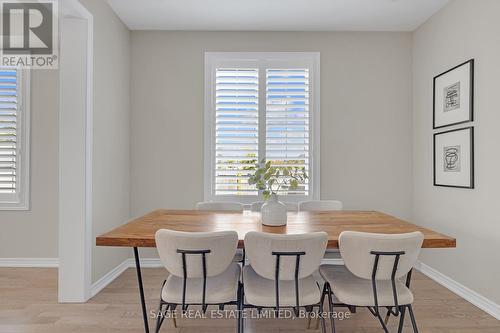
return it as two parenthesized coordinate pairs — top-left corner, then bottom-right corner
(322, 258), (344, 265)
(0, 258), (59, 267)
(135, 258), (163, 268)
(90, 259), (130, 297)
(134, 258), (344, 267)
(90, 258), (163, 298)
(415, 261), (500, 320)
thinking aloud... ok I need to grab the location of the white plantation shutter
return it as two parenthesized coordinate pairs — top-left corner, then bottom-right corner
(0, 68), (18, 194)
(0, 67), (29, 209)
(214, 68), (259, 195)
(205, 53), (319, 202)
(266, 69), (309, 196)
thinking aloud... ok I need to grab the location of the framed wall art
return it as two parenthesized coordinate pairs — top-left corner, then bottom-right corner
(433, 59), (474, 129)
(434, 126), (474, 188)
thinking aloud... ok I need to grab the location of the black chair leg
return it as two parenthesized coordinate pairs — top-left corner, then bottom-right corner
(384, 308), (391, 325)
(237, 284), (242, 333)
(326, 286), (336, 333)
(240, 309), (244, 333)
(397, 306), (406, 333)
(169, 304), (177, 328)
(374, 308), (390, 333)
(237, 308), (241, 333)
(154, 302), (165, 333)
(318, 284), (327, 331)
(305, 305), (314, 329)
(240, 287), (245, 333)
(408, 305), (419, 333)
(319, 302), (327, 333)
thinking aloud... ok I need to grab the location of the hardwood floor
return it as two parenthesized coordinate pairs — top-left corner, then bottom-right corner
(0, 267), (499, 333)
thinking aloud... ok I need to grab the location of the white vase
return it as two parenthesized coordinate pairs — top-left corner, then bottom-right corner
(261, 194), (287, 226)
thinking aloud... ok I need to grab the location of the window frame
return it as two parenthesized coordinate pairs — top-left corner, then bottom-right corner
(0, 68), (30, 210)
(204, 52), (320, 204)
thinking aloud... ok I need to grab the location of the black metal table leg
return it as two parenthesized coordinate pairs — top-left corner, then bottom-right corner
(134, 247), (150, 333)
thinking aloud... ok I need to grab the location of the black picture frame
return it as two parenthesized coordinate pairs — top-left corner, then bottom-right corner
(433, 126), (474, 189)
(433, 59), (474, 129)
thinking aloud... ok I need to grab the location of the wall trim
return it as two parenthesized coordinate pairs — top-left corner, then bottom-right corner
(0, 258), (59, 267)
(135, 258), (163, 268)
(89, 258), (161, 298)
(134, 257), (344, 268)
(90, 259), (130, 297)
(321, 258), (344, 265)
(415, 261), (500, 320)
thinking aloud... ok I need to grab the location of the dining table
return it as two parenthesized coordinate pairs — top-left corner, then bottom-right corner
(96, 209), (456, 333)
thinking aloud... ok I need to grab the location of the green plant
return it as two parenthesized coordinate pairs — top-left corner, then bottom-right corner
(248, 159), (308, 199)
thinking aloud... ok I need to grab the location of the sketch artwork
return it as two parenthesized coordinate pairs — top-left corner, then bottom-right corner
(433, 59), (473, 129)
(443, 145), (461, 172)
(444, 82), (460, 112)
(434, 126), (473, 187)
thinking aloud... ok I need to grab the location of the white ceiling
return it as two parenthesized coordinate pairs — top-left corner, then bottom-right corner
(107, 0), (450, 31)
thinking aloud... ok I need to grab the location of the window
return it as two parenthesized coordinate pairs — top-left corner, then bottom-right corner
(0, 67), (30, 210)
(204, 53), (319, 203)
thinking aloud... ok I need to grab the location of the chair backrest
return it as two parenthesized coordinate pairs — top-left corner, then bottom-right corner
(250, 201), (298, 212)
(155, 229), (238, 278)
(196, 201), (244, 211)
(298, 200), (343, 211)
(339, 231), (424, 280)
(245, 231), (328, 280)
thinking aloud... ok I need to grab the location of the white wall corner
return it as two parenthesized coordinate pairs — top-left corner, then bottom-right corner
(415, 261), (500, 320)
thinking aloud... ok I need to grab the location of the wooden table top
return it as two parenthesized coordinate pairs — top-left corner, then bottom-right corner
(96, 209), (456, 249)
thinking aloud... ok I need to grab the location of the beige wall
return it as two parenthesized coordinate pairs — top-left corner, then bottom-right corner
(413, 0), (500, 304)
(130, 31), (413, 222)
(0, 70), (59, 258)
(80, 0), (132, 283)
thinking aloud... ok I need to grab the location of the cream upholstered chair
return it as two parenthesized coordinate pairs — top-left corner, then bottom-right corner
(241, 231), (328, 332)
(196, 201), (244, 262)
(196, 201), (244, 211)
(298, 200), (343, 260)
(320, 231), (424, 333)
(298, 200), (343, 211)
(250, 201), (298, 212)
(155, 230), (241, 333)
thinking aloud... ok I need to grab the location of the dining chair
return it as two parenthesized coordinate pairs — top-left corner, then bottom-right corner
(298, 200), (344, 260)
(319, 231), (424, 333)
(154, 229), (241, 333)
(196, 201), (245, 262)
(196, 201), (244, 211)
(250, 201), (298, 212)
(241, 231), (329, 333)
